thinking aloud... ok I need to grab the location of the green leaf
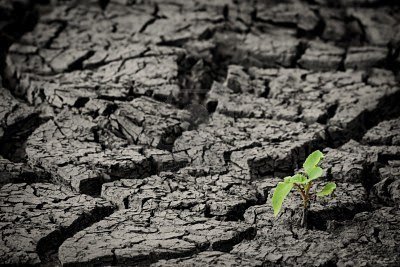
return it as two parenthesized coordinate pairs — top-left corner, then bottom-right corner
(284, 174), (307, 184)
(316, 182), (336, 197)
(307, 166), (323, 181)
(272, 182), (294, 217)
(303, 150), (324, 175)
(283, 176), (292, 183)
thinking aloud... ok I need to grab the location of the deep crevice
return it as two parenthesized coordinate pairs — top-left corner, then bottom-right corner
(0, 114), (47, 162)
(139, 4), (159, 33)
(66, 50), (95, 72)
(43, 20), (68, 49)
(309, 203), (372, 231)
(211, 226), (257, 252)
(0, 1), (38, 78)
(292, 41), (308, 68)
(326, 89), (400, 148)
(37, 204), (116, 265)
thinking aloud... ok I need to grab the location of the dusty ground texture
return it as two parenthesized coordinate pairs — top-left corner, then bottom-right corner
(1, 0), (400, 266)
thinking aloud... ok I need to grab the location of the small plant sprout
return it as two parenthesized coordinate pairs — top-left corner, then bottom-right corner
(271, 150), (336, 228)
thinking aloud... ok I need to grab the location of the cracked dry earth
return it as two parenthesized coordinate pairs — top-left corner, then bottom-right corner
(0, 0), (400, 266)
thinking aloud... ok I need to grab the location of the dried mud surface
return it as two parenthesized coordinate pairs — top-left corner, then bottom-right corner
(1, 0), (400, 266)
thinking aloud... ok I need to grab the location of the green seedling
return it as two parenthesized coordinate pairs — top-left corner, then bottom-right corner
(271, 150), (336, 227)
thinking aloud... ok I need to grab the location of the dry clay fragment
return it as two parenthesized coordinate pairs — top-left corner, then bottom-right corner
(174, 113), (325, 178)
(0, 183), (114, 265)
(26, 102), (190, 195)
(102, 167), (263, 220)
(151, 251), (262, 267)
(59, 209), (255, 266)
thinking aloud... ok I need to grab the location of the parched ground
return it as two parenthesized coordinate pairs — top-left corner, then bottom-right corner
(0, 0), (400, 266)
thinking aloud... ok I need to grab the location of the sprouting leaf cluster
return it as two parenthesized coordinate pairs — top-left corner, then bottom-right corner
(272, 150), (336, 217)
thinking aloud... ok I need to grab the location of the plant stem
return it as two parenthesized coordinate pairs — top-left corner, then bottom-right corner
(300, 205), (309, 228)
(295, 183), (310, 228)
(305, 181), (312, 196)
(294, 184), (307, 202)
